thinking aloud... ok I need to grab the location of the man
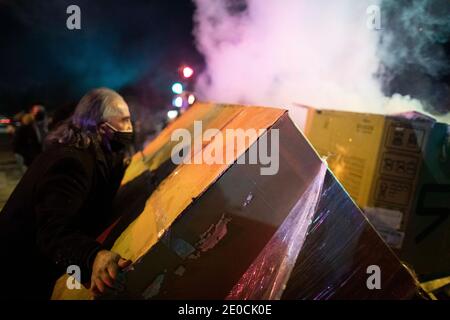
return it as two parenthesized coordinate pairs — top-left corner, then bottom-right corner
(12, 113), (42, 167)
(0, 88), (134, 299)
(30, 104), (49, 145)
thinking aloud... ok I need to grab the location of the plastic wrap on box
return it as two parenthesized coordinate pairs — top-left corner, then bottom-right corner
(227, 165), (327, 299)
(282, 170), (421, 299)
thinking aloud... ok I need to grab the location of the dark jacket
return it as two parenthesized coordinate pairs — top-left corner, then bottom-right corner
(0, 140), (126, 299)
(12, 123), (42, 166)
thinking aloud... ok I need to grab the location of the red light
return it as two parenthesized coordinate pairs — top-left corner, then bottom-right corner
(0, 119), (11, 124)
(182, 66), (194, 78)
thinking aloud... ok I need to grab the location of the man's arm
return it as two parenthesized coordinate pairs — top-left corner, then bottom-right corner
(34, 156), (104, 281)
(34, 155), (130, 294)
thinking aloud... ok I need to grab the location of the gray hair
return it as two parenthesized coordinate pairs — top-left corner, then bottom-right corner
(46, 88), (125, 149)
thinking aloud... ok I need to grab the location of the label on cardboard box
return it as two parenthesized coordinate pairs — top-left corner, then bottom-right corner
(364, 207), (403, 230)
(374, 226), (405, 249)
(374, 178), (413, 206)
(363, 207), (405, 249)
(380, 152), (420, 180)
(385, 124), (425, 152)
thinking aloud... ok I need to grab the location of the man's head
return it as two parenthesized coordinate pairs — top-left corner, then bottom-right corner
(72, 88), (132, 133)
(30, 105), (47, 123)
(47, 88), (134, 149)
(72, 88), (134, 150)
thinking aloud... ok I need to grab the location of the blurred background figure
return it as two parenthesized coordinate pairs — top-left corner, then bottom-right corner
(0, 112), (24, 210)
(30, 104), (49, 144)
(12, 112), (42, 169)
(10, 105), (49, 171)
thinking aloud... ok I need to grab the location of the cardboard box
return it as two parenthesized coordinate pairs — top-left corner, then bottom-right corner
(305, 108), (450, 278)
(52, 103), (422, 299)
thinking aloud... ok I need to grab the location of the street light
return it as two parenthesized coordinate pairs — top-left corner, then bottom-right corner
(167, 110), (178, 120)
(188, 94), (196, 105)
(172, 96), (184, 108)
(171, 82), (184, 95)
(182, 66), (194, 79)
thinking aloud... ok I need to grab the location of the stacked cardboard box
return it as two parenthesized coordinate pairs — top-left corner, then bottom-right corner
(305, 108), (450, 278)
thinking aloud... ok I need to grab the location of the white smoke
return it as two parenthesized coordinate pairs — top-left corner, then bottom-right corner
(193, 0), (450, 127)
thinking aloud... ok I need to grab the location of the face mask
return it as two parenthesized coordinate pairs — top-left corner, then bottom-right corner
(105, 122), (134, 149)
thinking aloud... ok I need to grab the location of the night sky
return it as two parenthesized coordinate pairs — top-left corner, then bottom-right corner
(0, 0), (204, 116)
(2, 1), (449, 120)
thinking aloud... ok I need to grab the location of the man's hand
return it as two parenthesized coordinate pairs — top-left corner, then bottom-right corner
(90, 250), (132, 297)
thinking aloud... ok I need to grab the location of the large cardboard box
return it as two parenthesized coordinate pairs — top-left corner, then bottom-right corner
(52, 103), (422, 299)
(305, 108), (450, 278)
